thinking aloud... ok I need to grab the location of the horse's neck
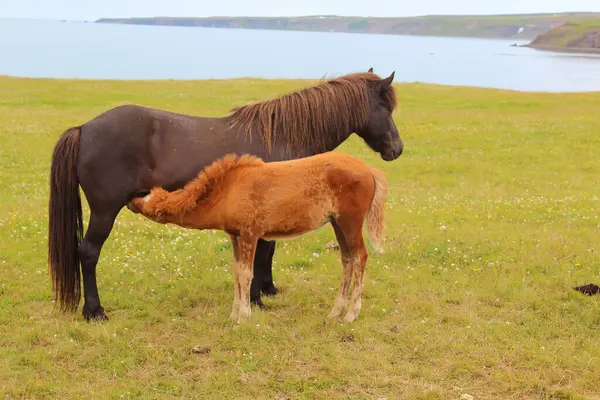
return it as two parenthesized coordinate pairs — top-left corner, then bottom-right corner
(279, 129), (354, 160)
(322, 129), (353, 153)
(221, 117), (354, 160)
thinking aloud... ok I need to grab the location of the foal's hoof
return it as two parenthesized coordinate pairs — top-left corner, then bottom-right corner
(261, 283), (279, 296)
(342, 312), (358, 323)
(237, 307), (251, 324)
(82, 304), (109, 322)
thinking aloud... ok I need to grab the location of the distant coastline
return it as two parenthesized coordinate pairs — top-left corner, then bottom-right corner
(96, 13), (600, 40)
(525, 18), (600, 54)
(525, 44), (600, 54)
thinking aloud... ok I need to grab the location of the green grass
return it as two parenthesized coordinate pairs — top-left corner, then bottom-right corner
(1, 76), (600, 399)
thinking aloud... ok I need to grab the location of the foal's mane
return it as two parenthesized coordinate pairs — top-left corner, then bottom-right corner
(226, 72), (397, 155)
(148, 154), (264, 217)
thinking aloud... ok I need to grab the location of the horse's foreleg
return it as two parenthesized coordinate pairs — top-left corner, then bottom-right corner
(260, 240), (278, 295)
(78, 211), (118, 321)
(327, 221), (353, 319)
(250, 239), (277, 308)
(236, 235), (259, 323)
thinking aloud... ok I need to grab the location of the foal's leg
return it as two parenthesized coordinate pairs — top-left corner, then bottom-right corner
(229, 235), (242, 321)
(343, 230), (368, 323)
(236, 235), (259, 323)
(327, 221), (353, 319)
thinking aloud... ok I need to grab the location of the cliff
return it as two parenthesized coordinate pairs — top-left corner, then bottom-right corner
(527, 18), (600, 53)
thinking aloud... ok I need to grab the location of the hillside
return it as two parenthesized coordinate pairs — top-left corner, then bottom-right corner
(527, 18), (600, 53)
(96, 13), (600, 39)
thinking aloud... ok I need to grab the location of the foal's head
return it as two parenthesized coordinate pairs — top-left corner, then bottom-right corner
(357, 69), (403, 161)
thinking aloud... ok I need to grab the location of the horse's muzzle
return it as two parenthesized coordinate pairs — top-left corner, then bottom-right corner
(127, 199), (142, 214)
(381, 144), (403, 161)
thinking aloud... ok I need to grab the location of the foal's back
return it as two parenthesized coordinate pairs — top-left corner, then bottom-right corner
(221, 152), (376, 239)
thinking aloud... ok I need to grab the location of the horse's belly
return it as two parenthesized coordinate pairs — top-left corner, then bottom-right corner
(261, 218), (329, 240)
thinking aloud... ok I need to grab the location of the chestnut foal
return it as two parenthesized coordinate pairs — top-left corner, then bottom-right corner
(128, 151), (388, 323)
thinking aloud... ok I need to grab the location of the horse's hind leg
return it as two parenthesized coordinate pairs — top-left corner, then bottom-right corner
(342, 229), (368, 323)
(78, 210), (119, 321)
(327, 221), (353, 319)
(329, 216), (368, 323)
(236, 235), (259, 323)
(229, 235), (242, 321)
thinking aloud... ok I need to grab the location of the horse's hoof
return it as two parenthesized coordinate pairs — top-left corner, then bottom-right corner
(342, 312), (357, 323)
(82, 304), (109, 322)
(237, 307), (251, 323)
(261, 283), (279, 296)
(250, 297), (266, 309)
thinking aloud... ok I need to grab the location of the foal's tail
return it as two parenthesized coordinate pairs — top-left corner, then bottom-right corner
(366, 167), (388, 253)
(48, 126), (84, 313)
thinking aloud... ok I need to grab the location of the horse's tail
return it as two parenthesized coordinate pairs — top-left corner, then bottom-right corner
(366, 167), (388, 254)
(48, 126), (84, 313)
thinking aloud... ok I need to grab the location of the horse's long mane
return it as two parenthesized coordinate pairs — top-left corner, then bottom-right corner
(146, 154), (264, 217)
(226, 72), (397, 155)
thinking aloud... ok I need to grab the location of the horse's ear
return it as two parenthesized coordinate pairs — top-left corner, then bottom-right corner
(377, 71), (395, 92)
(368, 67), (374, 73)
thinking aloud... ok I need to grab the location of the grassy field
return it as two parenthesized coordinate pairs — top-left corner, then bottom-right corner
(1, 76), (600, 399)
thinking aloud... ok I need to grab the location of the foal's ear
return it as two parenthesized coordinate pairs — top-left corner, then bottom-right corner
(376, 71), (395, 92)
(368, 67), (374, 73)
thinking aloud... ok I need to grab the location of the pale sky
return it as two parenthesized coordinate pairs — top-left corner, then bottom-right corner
(1, 0), (599, 21)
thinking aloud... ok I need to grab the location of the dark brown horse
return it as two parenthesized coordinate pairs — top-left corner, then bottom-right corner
(48, 69), (403, 320)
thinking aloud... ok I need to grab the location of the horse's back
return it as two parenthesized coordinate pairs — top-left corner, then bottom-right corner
(224, 151), (375, 238)
(255, 152), (373, 193)
(76, 104), (238, 208)
(312, 153), (376, 215)
(87, 104), (196, 124)
(309, 152), (373, 185)
(244, 151), (374, 209)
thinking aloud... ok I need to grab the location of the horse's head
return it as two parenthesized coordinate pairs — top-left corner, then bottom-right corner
(356, 69), (403, 161)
